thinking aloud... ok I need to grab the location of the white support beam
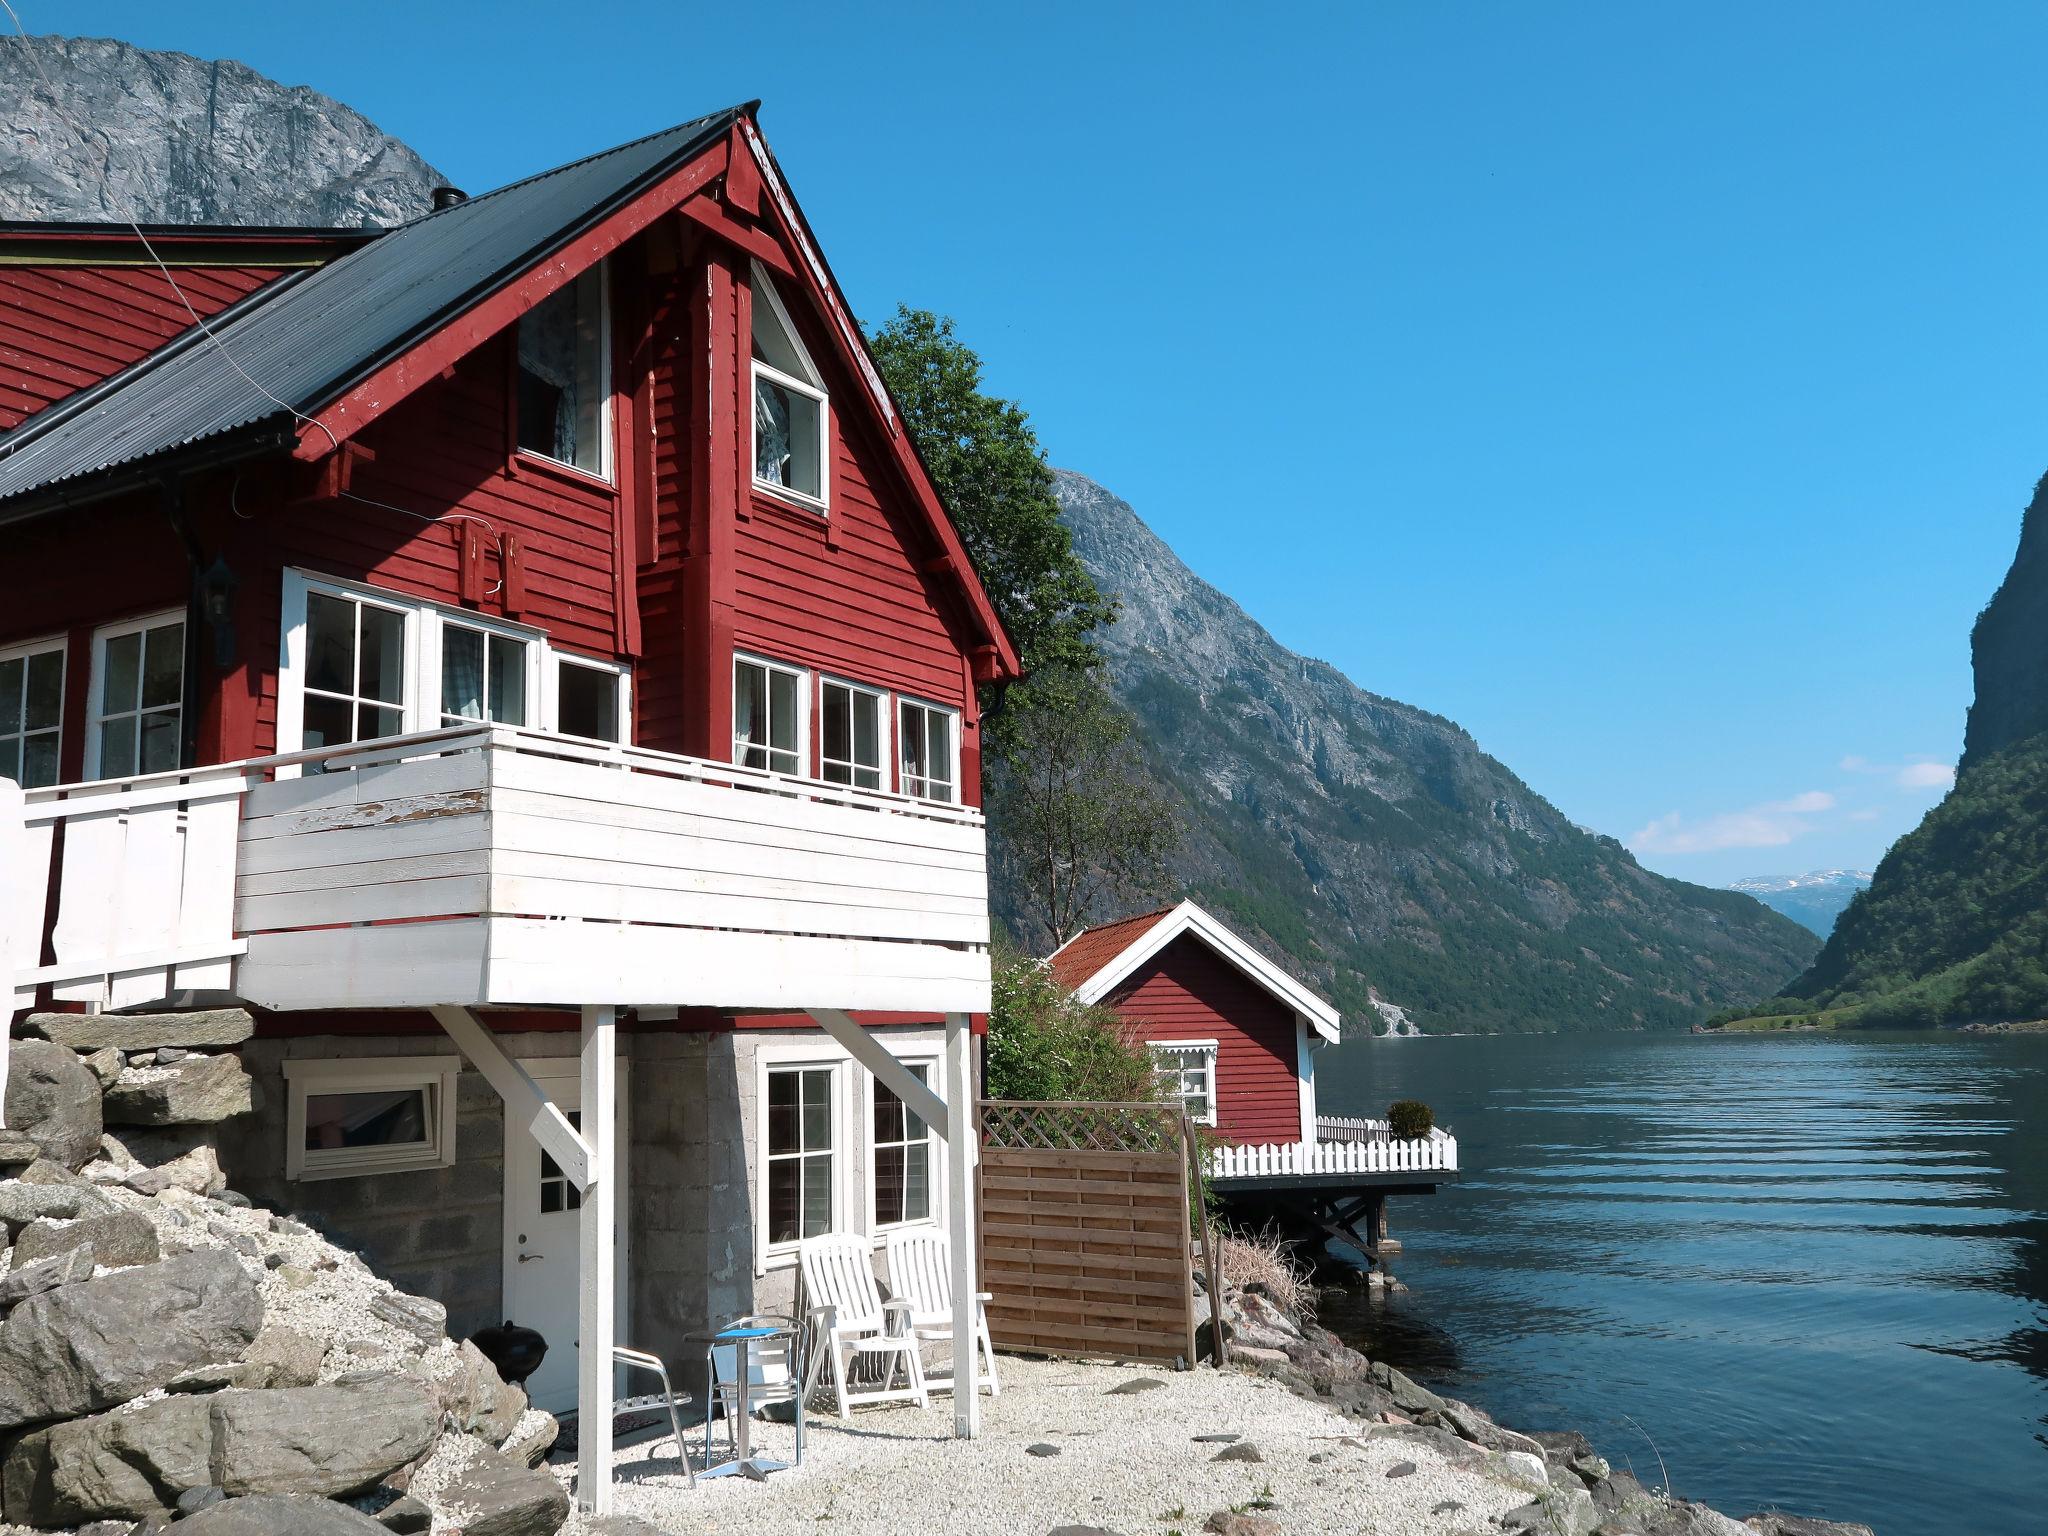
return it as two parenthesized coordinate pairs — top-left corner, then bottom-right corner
(0, 778), (21, 1120)
(577, 1003), (618, 1515)
(943, 1011), (980, 1439)
(428, 1005), (594, 1191)
(809, 1007), (950, 1136)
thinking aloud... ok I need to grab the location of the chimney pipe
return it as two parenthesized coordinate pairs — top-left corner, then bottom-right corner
(431, 186), (468, 210)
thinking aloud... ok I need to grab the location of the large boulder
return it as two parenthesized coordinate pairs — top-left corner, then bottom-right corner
(25, 1008), (255, 1051)
(3, 1393), (212, 1523)
(0, 1176), (105, 1228)
(13, 1206), (162, 1268)
(211, 1376), (440, 1499)
(429, 1449), (569, 1536)
(244, 1322), (327, 1389)
(0, 1245), (95, 1309)
(4, 1038), (104, 1169)
(0, 1247), (263, 1428)
(176, 1493), (395, 1534)
(414, 1340), (525, 1442)
(103, 1053), (254, 1126)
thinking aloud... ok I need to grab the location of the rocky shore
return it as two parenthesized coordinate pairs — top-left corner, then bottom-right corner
(1216, 1276), (1875, 1536)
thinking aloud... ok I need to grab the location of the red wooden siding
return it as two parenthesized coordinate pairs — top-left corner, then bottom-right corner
(1108, 934), (1303, 1145)
(0, 264), (282, 432)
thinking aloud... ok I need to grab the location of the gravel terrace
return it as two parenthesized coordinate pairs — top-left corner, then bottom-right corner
(556, 1356), (1535, 1536)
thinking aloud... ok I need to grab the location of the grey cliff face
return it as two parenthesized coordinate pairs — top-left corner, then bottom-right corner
(0, 35), (446, 227)
(1035, 470), (1818, 1033)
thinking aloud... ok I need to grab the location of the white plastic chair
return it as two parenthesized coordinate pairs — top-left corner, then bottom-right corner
(798, 1234), (928, 1419)
(884, 1228), (1000, 1397)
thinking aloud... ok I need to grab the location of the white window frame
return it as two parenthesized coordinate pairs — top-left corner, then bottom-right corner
(514, 262), (614, 483)
(547, 652), (632, 744)
(757, 1053), (845, 1262)
(868, 1056), (940, 1233)
(818, 675), (888, 791)
(283, 1055), (461, 1181)
(84, 608), (186, 781)
(749, 262), (830, 515)
(1150, 1039), (1219, 1128)
(278, 570), (632, 769)
(0, 631), (68, 790)
(733, 652), (809, 776)
(896, 695), (961, 803)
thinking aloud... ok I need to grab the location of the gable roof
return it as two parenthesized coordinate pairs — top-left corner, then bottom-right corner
(0, 108), (742, 513)
(1045, 900), (1342, 1044)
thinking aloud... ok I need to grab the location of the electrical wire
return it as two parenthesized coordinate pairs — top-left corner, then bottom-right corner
(2, 4), (508, 591)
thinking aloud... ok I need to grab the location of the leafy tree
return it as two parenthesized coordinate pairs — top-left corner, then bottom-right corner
(990, 663), (1181, 950)
(984, 945), (1161, 1103)
(867, 307), (1112, 678)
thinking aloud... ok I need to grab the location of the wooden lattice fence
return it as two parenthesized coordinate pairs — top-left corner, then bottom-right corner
(977, 1101), (1221, 1367)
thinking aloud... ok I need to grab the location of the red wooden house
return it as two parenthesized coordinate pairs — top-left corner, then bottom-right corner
(0, 106), (1016, 1505)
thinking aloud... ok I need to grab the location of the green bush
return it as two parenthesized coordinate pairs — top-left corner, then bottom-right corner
(1387, 1100), (1434, 1140)
(985, 945), (1163, 1104)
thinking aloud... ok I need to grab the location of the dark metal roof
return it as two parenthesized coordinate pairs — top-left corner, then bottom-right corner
(0, 107), (743, 510)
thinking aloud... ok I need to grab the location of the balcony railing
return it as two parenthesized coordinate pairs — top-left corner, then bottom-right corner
(1207, 1126), (1458, 1181)
(5, 725), (992, 1018)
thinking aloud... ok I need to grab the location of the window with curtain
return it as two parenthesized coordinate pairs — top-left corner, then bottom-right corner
(0, 637), (64, 789)
(734, 656), (803, 775)
(1150, 1043), (1218, 1127)
(898, 699), (957, 802)
(440, 623), (530, 728)
(820, 679), (884, 789)
(516, 267), (608, 477)
(873, 1063), (933, 1227)
(766, 1065), (835, 1245)
(751, 269), (827, 506)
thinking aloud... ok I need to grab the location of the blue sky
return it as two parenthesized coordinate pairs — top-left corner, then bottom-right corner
(31, 1), (2042, 886)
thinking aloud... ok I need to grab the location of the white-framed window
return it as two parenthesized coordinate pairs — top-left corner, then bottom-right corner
(515, 264), (610, 479)
(279, 570), (631, 763)
(1150, 1040), (1218, 1127)
(87, 611), (184, 780)
(750, 264), (828, 511)
(0, 633), (66, 789)
(733, 654), (806, 775)
(872, 1061), (935, 1229)
(552, 654), (629, 743)
(283, 1056), (461, 1181)
(764, 1062), (838, 1248)
(897, 697), (959, 803)
(819, 677), (886, 790)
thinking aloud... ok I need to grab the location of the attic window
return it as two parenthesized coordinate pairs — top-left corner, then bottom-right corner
(751, 266), (827, 509)
(516, 267), (609, 478)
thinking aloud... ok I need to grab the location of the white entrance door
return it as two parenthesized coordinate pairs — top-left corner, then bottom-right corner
(503, 1062), (628, 1415)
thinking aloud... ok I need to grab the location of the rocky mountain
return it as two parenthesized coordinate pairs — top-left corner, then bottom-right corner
(0, 35), (445, 227)
(1029, 471), (1819, 1035)
(1748, 476), (2048, 1027)
(1727, 871), (1873, 937)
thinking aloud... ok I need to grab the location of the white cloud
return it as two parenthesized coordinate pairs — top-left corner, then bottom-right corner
(1895, 761), (1955, 790)
(1629, 791), (1836, 856)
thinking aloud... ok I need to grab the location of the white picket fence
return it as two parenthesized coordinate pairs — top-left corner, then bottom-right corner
(1207, 1128), (1458, 1180)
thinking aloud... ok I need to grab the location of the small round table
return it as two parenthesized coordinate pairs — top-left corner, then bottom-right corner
(699, 1319), (801, 1479)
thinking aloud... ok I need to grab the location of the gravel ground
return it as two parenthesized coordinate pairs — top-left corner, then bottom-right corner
(557, 1356), (1537, 1536)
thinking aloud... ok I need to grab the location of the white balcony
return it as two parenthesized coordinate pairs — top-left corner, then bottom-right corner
(4, 725), (991, 1018)
(1206, 1123), (1459, 1184)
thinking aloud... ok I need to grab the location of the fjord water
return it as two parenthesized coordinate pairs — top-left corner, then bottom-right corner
(1313, 1031), (2048, 1532)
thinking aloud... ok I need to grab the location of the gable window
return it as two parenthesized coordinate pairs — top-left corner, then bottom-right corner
(873, 1063), (934, 1228)
(516, 266), (609, 478)
(734, 655), (804, 775)
(88, 613), (184, 779)
(0, 636), (65, 789)
(897, 698), (958, 803)
(555, 656), (627, 743)
(765, 1064), (836, 1246)
(301, 587), (411, 754)
(1150, 1041), (1218, 1127)
(440, 621), (531, 729)
(283, 1057), (460, 1181)
(750, 266), (828, 509)
(820, 678), (884, 790)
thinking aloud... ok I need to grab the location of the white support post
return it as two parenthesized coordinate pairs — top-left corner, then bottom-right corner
(576, 1004), (618, 1514)
(0, 778), (21, 1118)
(943, 1011), (979, 1438)
(809, 1007), (950, 1136)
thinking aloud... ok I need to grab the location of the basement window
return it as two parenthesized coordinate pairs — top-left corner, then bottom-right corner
(872, 1062), (935, 1228)
(284, 1057), (461, 1181)
(765, 1064), (837, 1246)
(516, 267), (609, 478)
(1150, 1041), (1218, 1127)
(751, 266), (828, 509)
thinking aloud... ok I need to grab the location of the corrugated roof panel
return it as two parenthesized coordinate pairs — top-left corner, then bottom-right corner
(0, 108), (740, 506)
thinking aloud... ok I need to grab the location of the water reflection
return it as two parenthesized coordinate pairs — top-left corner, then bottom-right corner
(1306, 1031), (2048, 1528)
